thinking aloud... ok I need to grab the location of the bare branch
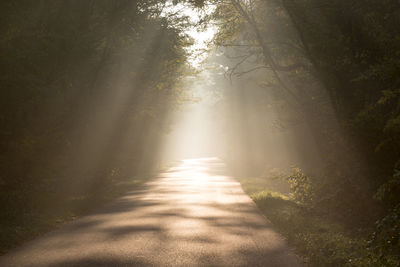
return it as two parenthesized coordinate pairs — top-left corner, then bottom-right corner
(235, 66), (270, 76)
(224, 53), (253, 82)
(230, 0), (305, 107)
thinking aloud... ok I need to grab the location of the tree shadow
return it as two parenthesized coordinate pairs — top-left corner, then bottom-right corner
(0, 158), (302, 266)
(50, 257), (150, 267)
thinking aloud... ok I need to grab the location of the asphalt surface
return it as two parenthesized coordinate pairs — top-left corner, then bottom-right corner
(0, 158), (302, 266)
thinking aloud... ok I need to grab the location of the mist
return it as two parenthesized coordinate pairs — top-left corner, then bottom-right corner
(1, 0), (400, 265)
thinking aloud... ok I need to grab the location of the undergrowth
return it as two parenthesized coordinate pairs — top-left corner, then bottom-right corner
(238, 174), (399, 266)
(0, 176), (149, 255)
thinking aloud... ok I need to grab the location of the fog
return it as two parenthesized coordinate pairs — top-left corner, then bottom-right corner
(161, 82), (224, 161)
(2, 0), (399, 264)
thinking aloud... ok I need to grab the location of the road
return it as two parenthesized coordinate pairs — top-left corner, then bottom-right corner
(0, 158), (302, 266)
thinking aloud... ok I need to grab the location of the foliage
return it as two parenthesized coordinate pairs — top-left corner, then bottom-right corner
(238, 176), (398, 266)
(0, 0), (191, 253)
(287, 167), (314, 205)
(375, 169), (400, 207)
(208, 0), (400, 264)
(369, 203), (400, 265)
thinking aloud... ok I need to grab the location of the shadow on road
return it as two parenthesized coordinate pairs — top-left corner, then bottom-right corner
(0, 158), (302, 267)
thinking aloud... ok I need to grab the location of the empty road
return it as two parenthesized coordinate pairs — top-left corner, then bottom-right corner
(0, 158), (302, 266)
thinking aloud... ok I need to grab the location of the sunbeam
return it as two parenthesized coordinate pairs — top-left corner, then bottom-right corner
(1, 1), (399, 265)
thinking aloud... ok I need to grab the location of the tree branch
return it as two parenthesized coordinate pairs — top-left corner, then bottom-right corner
(235, 66), (270, 76)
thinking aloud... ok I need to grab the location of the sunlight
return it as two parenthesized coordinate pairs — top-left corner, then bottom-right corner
(162, 2), (217, 68)
(158, 2), (222, 164)
(165, 158), (222, 187)
(160, 78), (224, 163)
(3, 1), (399, 265)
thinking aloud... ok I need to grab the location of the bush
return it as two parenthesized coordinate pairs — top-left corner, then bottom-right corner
(369, 203), (400, 265)
(287, 167), (315, 205)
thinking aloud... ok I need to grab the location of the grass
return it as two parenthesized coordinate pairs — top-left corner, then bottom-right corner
(237, 176), (390, 267)
(0, 175), (151, 255)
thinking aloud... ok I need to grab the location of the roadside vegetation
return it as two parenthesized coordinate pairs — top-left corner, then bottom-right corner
(2, 1), (400, 264)
(0, 176), (149, 254)
(203, 0), (400, 265)
(0, 1), (191, 254)
(238, 169), (398, 266)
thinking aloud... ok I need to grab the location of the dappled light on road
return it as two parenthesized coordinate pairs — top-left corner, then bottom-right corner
(1, 0), (399, 265)
(0, 158), (301, 267)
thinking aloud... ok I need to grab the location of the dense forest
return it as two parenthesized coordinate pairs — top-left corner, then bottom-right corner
(206, 0), (400, 265)
(1, 0), (400, 266)
(0, 0), (192, 251)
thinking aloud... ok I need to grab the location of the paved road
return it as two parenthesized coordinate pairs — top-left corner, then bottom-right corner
(0, 158), (302, 266)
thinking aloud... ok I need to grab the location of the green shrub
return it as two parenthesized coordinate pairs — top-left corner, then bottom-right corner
(369, 203), (400, 265)
(287, 167), (315, 205)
